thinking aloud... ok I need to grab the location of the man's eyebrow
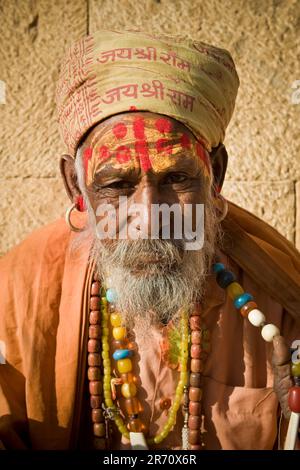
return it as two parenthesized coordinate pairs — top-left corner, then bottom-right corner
(94, 165), (140, 179)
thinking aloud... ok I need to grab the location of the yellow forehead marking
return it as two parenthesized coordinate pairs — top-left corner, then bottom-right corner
(83, 116), (211, 186)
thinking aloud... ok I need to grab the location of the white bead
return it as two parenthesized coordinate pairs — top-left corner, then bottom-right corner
(248, 309), (266, 327)
(261, 323), (280, 342)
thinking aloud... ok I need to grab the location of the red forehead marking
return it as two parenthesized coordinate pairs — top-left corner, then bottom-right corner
(180, 133), (191, 149)
(196, 142), (210, 171)
(133, 117), (146, 139)
(116, 145), (131, 163)
(113, 123), (127, 140)
(99, 145), (111, 161)
(83, 147), (93, 174)
(135, 141), (152, 172)
(129, 105), (137, 111)
(156, 138), (173, 155)
(155, 118), (173, 134)
(133, 117), (152, 172)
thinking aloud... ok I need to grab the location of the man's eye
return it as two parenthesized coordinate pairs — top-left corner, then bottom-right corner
(104, 180), (134, 190)
(164, 173), (189, 184)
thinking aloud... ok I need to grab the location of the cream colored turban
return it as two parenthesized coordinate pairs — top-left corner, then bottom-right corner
(56, 29), (239, 157)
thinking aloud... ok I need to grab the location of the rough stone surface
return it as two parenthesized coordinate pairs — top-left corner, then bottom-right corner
(0, 0), (87, 178)
(0, 0), (299, 255)
(222, 180), (295, 243)
(296, 182), (300, 250)
(0, 178), (68, 257)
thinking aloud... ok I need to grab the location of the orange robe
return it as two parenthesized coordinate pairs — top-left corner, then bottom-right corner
(0, 203), (300, 450)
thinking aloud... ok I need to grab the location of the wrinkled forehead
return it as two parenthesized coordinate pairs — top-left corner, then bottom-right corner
(79, 112), (212, 184)
(83, 112), (195, 146)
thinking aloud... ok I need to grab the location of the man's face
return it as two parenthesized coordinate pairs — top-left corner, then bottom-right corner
(81, 111), (211, 244)
(78, 112), (218, 329)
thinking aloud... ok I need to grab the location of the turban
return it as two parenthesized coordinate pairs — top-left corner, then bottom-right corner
(56, 30), (240, 157)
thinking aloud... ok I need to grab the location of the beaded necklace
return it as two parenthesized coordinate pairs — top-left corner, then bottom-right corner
(86, 263), (300, 450)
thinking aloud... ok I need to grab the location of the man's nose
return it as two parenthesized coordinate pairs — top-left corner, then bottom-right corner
(131, 182), (160, 238)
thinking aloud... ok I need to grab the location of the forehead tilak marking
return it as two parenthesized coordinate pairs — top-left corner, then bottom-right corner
(83, 115), (211, 184)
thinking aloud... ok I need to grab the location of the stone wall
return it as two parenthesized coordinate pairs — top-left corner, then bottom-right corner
(0, 0), (299, 256)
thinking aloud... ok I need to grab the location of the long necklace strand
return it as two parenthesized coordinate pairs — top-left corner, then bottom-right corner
(101, 286), (190, 446)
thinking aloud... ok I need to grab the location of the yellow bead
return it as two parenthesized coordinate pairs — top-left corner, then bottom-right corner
(117, 358), (132, 374)
(113, 326), (127, 340)
(110, 313), (122, 327)
(102, 327), (109, 337)
(105, 398), (114, 407)
(159, 430), (169, 440)
(121, 382), (137, 398)
(291, 362), (300, 377)
(227, 282), (244, 300)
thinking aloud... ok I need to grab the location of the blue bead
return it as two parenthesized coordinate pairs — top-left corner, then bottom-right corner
(216, 270), (236, 288)
(113, 349), (133, 361)
(234, 293), (254, 309)
(106, 288), (118, 303)
(212, 263), (225, 274)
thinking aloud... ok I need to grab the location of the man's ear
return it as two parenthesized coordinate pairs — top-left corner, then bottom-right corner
(59, 154), (82, 203)
(209, 143), (228, 191)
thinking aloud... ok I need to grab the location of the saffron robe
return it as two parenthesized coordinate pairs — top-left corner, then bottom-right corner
(0, 202), (300, 450)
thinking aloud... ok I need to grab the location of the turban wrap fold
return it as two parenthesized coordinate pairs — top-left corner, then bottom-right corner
(56, 29), (240, 157)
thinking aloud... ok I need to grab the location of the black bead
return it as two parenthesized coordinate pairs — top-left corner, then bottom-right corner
(216, 270), (236, 288)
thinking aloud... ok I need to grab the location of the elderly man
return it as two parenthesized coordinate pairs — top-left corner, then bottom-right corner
(0, 30), (300, 451)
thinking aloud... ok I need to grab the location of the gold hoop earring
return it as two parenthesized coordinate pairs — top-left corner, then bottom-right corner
(65, 203), (85, 232)
(214, 194), (228, 222)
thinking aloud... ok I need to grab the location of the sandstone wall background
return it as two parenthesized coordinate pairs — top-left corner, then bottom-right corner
(0, 0), (299, 256)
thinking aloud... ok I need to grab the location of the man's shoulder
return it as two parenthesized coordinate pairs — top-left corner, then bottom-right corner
(0, 218), (71, 276)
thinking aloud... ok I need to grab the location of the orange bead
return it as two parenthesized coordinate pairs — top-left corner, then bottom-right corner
(89, 325), (101, 339)
(191, 359), (203, 373)
(112, 340), (126, 349)
(87, 366), (101, 381)
(190, 373), (202, 388)
(189, 401), (201, 416)
(120, 372), (135, 383)
(89, 381), (102, 396)
(190, 316), (201, 331)
(90, 296), (101, 310)
(288, 386), (300, 413)
(90, 395), (102, 409)
(128, 417), (145, 432)
(92, 409), (104, 423)
(189, 430), (201, 445)
(240, 301), (258, 318)
(191, 344), (201, 359)
(188, 415), (201, 430)
(93, 423), (106, 437)
(91, 281), (101, 296)
(189, 387), (203, 402)
(88, 353), (101, 367)
(159, 397), (172, 411)
(191, 331), (202, 344)
(89, 311), (101, 325)
(88, 339), (101, 353)
(124, 397), (141, 414)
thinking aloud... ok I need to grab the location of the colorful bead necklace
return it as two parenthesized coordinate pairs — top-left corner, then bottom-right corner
(213, 261), (300, 449)
(101, 287), (190, 448)
(86, 263), (300, 450)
